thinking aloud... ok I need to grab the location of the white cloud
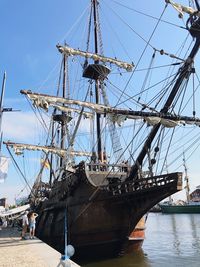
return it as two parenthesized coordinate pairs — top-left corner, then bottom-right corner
(2, 111), (47, 142)
(0, 183), (29, 205)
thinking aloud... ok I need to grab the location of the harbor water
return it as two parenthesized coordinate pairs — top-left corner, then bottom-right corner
(83, 213), (200, 267)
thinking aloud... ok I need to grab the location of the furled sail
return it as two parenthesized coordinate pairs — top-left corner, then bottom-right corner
(20, 90), (200, 128)
(21, 90), (109, 113)
(166, 0), (200, 18)
(56, 44), (134, 72)
(50, 103), (93, 119)
(3, 142), (92, 158)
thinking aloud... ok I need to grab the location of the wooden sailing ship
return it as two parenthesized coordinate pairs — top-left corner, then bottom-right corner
(4, 0), (200, 262)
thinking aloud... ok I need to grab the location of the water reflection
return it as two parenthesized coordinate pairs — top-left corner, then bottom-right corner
(143, 213), (200, 267)
(83, 250), (151, 267)
(82, 214), (200, 266)
(189, 214), (200, 252)
(171, 214), (180, 254)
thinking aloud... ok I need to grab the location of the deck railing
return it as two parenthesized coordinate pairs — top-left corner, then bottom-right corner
(86, 162), (129, 173)
(102, 172), (182, 195)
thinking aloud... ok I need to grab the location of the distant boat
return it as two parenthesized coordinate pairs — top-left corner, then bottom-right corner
(159, 196), (200, 214)
(160, 157), (200, 214)
(0, 204), (30, 220)
(149, 204), (161, 212)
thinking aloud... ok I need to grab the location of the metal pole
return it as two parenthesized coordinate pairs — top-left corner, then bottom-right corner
(0, 72), (6, 152)
(61, 207), (69, 260)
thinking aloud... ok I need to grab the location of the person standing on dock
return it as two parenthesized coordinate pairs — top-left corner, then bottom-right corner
(21, 211), (29, 240)
(29, 212), (38, 239)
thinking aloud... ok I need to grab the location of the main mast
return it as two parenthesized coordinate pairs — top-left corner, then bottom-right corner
(93, 0), (102, 162)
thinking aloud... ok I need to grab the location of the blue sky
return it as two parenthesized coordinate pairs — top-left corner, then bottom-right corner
(0, 0), (91, 203)
(1, 0), (200, 204)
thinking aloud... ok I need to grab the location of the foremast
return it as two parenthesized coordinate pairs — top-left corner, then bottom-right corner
(60, 52), (67, 166)
(129, 3), (200, 181)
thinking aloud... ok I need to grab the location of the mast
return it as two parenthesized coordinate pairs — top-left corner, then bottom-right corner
(93, 0), (102, 162)
(49, 118), (55, 186)
(54, 53), (68, 169)
(195, 0), (200, 10)
(183, 154), (190, 203)
(0, 72), (6, 152)
(60, 54), (67, 166)
(129, 9), (200, 180)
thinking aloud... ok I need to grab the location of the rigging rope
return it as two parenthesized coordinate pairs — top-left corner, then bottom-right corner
(180, 68), (200, 114)
(59, 4), (91, 43)
(111, 0), (187, 30)
(138, 51), (156, 104)
(6, 146), (33, 194)
(112, 72), (177, 108)
(192, 71), (196, 116)
(86, 4), (93, 53)
(111, 63), (182, 76)
(114, 3), (168, 107)
(97, 4), (104, 55)
(169, 131), (200, 170)
(99, 4), (132, 61)
(160, 127), (176, 174)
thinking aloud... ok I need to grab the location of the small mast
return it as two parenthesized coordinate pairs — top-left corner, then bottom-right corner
(183, 154), (190, 203)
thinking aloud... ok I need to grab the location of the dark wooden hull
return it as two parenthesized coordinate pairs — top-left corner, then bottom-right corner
(35, 172), (182, 262)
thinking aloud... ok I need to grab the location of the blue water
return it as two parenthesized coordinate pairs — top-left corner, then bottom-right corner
(83, 213), (200, 267)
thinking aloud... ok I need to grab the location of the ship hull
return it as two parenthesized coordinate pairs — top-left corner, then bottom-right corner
(160, 204), (200, 214)
(36, 189), (142, 261)
(34, 171), (182, 262)
(126, 217), (146, 253)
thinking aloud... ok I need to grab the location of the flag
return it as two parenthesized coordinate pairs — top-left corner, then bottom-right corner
(41, 158), (50, 169)
(0, 156), (9, 183)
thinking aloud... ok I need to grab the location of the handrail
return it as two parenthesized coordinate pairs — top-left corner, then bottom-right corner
(103, 172), (182, 195)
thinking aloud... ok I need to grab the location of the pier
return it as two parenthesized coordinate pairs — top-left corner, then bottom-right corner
(0, 226), (80, 267)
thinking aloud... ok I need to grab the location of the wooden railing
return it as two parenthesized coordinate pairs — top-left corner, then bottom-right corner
(86, 162), (129, 173)
(102, 172), (182, 195)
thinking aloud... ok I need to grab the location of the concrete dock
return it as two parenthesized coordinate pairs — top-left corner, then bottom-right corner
(0, 226), (80, 267)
